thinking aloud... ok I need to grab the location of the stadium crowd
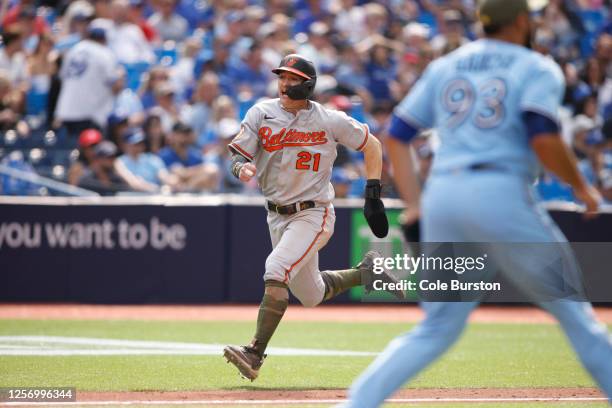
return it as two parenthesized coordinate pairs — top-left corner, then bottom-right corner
(0, 0), (610, 202)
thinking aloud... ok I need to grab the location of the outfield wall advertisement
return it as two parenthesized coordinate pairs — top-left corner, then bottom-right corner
(0, 198), (610, 303)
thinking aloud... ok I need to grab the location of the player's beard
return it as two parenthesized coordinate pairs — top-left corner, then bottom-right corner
(524, 23), (534, 49)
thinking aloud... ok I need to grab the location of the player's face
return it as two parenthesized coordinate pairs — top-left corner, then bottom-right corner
(278, 71), (306, 105)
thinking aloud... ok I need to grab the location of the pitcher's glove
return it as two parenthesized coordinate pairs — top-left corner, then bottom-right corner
(363, 179), (389, 238)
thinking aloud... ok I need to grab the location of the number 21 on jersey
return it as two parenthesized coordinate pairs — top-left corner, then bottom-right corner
(442, 78), (507, 129)
(296, 151), (321, 172)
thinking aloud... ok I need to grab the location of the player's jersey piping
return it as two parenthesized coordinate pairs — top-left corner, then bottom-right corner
(357, 124), (369, 151)
(229, 142), (254, 160)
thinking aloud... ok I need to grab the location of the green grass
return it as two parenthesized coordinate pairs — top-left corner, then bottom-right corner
(0, 320), (607, 392)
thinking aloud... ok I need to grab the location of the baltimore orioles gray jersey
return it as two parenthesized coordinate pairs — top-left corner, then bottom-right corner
(229, 98), (369, 205)
(228, 97), (370, 300)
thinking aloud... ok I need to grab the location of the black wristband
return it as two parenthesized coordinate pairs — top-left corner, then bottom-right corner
(364, 179), (381, 199)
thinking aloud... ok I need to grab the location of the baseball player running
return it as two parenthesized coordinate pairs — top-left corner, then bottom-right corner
(223, 54), (403, 381)
(342, 0), (612, 406)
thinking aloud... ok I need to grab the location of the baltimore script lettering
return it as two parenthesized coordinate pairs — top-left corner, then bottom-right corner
(259, 126), (328, 152)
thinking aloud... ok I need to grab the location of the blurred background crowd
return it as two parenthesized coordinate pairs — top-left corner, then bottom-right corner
(0, 0), (610, 202)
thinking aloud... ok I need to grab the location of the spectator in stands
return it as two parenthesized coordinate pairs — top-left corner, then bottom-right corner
(293, 0), (330, 35)
(562, 61), (592, 113)
(542, 0), (582, 61)
(226, 41), (269, 100)
(200, 38), (233, 96)
(362, 3), (388, 40)
(0, 0), (610, 202)
(1, 2), (48, 39)
(597, 119), (612, 202)
(143, 112), (166, 153)
(572, 93), (604, 160)
(170, 37), (201, 100)
(68, 128), (103, 186)
(331, 167), (353, 199)
(92, 0), (112, 20)
(258, 18), (292, 71)
(112, 68), (145, 127)
(594, 34), (612, 78)
(298, 22), (338, 74)
(593, 34), (612, 116)
(532, 27), (556, 56)
(25, 33), (57, 126)
(138, 65), (170, 110)
(431, 9), (470, 57)
(333, 0), (367, 45)
(209, 117), (243, 193)
(216, 11), (247, 55)
(126, 0), (158, 43)
(0, 28), (27, 87)
(55, 4), (94, 51)
(54, 25), (121, 137)
(157, 122), (219, 192)
(363, 35), (399, 106)
(390, 0), (421, 26)
(336, 45), (370, 100)
(401, 22), (431, 57)
(582, 57), (608, 97)
(148, 0), (189, 42)
(104, 0), (155, 64)
(198, 95), (237, 151)
(151, 82), (182, 133)
(106, 111), (130, 149)
(269, 13), (292, 43)
(114, 127), (178, 193)
(0, 70), (25, 132)
(243, 6), (267, 40)
(184, 72), (219, 147)
(72, 140), (127, 195)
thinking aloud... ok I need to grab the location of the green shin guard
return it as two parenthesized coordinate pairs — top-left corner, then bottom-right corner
(321, 269), (361, 301)
(251, 283), (288, 356)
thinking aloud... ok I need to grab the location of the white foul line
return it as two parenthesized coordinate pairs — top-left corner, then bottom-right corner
(0, 336), (376, 357)
(1, 397), (609, 406)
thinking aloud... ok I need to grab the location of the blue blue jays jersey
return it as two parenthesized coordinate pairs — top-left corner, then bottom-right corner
(392, 39), (565, 177)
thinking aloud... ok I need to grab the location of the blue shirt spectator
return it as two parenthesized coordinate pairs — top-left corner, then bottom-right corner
(158, 144), (203, 168)
(114, 128), (172, 192)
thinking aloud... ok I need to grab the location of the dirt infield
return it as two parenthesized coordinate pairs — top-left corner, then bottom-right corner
(1, 304), (612, 323)
(79, 387), (605, 402)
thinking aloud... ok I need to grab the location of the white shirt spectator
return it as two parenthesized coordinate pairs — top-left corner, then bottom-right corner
(0, 49), (27, 86)
(334, 4), (367, 44)
(148, 13), (188, 42)
(111, 23), (155, 64)
(90, 18), (154, 64)
(56, 39), (119, 127)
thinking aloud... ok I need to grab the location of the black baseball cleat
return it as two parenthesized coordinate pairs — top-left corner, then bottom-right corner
(359, 250), (406, 299)
(223, 345), (266, 381)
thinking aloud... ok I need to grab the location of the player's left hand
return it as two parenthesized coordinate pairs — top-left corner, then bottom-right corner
(363, 179), (389, 238)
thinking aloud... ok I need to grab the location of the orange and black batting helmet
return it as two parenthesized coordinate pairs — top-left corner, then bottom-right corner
(272, 54), (317, 100)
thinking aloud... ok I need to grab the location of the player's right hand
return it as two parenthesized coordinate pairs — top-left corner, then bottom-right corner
(239, 163), (257, 182)
(574, 184), (601, 219)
